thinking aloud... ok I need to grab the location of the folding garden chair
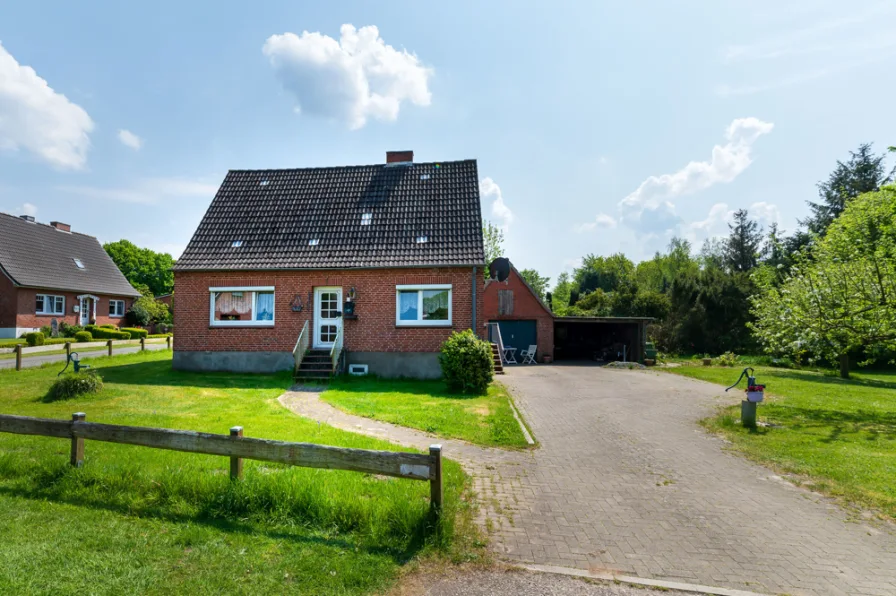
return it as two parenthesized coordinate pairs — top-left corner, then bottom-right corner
(519, 345), (538, 364)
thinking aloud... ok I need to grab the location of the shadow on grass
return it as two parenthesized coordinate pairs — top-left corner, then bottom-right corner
(764, 370), (896, 391)
(769, 404), (896, 442)
(0, 475), (434, 565)
(96, 360), (294, 391)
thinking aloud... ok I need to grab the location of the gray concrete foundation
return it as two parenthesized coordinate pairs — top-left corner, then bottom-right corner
(173, 350), (293, 373)
(346, 351), (441, 379)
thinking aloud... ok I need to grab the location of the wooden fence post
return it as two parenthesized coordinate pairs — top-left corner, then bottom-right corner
(230, 426), (244, 480)
(65, 342), (71, 358)
(140, 337), (145, 351)
(15, 344), (22, 371)
(166, 336), (171, 350)
(107, 340), (113, 356)
(71, 412), (86, 467)
(429, 444), (442, 513)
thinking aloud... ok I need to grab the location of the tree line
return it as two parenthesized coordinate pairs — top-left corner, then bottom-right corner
(484, 143), (896, 377)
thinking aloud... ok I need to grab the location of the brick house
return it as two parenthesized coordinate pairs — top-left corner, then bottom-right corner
(482, 262), (554, 362)
(0, 213), (141, 338)
(172, 151), (486, 378)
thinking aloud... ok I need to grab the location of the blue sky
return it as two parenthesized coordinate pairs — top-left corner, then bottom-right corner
(1, 1), (894, 284)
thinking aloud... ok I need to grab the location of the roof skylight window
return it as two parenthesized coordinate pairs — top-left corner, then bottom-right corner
(73, 258), (85, 269)
(308, 238), (320, 246)
(232, 240), (243, 248)
(259, 179), (270, 186)
(361, 213), (373, 225)
(420, 174), (431, 181)
(416, 235), (428, 244)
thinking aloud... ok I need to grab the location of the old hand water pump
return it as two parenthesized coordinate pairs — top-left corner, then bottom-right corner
(725, 367), (765, 428)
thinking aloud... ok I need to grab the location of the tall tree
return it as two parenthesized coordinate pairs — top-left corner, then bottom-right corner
(751, 186), (896, 378)
(482, 219), (505, 266)
(574, 253), (634, 294)
(724, 209), (762, 273)
(103, 240), (175, 297)
(550, 272), (573, 314)
(519, 268), (550, 302)
(802, 143), (895, 235)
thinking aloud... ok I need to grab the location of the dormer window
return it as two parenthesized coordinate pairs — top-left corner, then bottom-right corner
(232, 240), (243, 248)
(73, 258), (85, 269)
(308, 239), (320, 246)
(416, 235), (428, 244)
(361, 213), (372, 225)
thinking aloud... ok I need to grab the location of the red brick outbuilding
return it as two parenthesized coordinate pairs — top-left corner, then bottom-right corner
(482, 263), (554, 363)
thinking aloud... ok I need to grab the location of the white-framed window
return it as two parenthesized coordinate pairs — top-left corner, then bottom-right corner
(209, 286), (275, 327)
(396, 284), (452, 326)
(36, 294), (65, 315)
(109, 300), (126, 317)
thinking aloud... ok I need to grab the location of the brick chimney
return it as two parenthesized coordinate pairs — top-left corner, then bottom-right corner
(386, 150), (413, 164)
(50, 221), (71, 232)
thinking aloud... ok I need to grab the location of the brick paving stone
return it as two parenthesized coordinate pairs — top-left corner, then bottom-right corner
(278, 366), (896, 596)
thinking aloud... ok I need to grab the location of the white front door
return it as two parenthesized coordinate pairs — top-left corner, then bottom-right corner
(313, 287), (342, 349)
(79, 297), (90, 326)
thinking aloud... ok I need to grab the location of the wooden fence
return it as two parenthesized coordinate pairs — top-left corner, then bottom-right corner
(0, 412), (443, 512)
(12, 336), (172, 371)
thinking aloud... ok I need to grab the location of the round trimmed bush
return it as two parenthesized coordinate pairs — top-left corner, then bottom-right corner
(25, 332), (45, 347)
(438, 329), (494, 394)
(47, 372), (103, 401)
(74, 331), (93, 343)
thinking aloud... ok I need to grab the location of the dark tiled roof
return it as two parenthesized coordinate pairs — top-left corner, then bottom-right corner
(0, 213), (141, 297)
(175, 159), (485, 271)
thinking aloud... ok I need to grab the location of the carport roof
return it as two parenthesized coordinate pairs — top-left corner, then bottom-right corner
(554, 316), (654, 323)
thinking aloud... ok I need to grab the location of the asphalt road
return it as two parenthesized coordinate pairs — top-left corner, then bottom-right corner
(0, 343), (170, 370)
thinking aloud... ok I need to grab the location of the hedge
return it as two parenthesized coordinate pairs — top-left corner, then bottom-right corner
(25, 332), (45, 347)
(147, 333), (173, 339)
(121, 327), (148, 339)
(74, 331), (93, 343)
(84, 325), (130, 340)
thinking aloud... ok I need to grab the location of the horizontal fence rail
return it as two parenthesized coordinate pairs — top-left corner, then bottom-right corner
(0, 413), (443, 512)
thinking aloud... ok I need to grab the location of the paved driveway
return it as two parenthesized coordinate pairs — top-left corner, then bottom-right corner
(494, 365), (896, 596)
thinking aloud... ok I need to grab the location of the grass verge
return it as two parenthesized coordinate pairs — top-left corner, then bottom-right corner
(320, 377), (531, 449)
(0, 351), (480, 594)
(662, 364), (896, 519)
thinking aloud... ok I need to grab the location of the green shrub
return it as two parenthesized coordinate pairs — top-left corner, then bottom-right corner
(713, 351), (739, 367)
(43, 338), (72, 346)
(147, 333), (173, 339)
(100, 324), (116, 329)
(74, 331), (93, 343)
(84, 325), (130, 340)
(121, 327), (148, 339)
(46, 372), (103, 402)
(25, 332), (45, 347)
(60, 322), (84, 338)
(438, 329), (494, 394)
(155, 322), (173, 334)
(39, 325), (53, 337)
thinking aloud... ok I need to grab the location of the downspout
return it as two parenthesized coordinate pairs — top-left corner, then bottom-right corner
(472, 267), (477, 335)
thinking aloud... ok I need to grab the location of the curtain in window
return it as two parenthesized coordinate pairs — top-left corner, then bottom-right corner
(215, 292), (253, 316)
(399, 291), (418, 320)
(422, 289), (449, 320)
(255, 292), (274, 321)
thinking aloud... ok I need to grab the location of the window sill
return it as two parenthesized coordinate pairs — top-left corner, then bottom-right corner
(395, 324), (453, 329)
(209, 324), (276, 329)
(36, 313), (66, 317)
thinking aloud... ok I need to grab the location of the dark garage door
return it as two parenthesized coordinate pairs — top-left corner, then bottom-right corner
(495, 320), (537, 355)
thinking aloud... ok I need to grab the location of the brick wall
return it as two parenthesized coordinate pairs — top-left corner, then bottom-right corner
(482, 267), (554, 361)
(13, 287), (134, 331)
(0, 271), (16, 330)
(173, 267), (484, 353)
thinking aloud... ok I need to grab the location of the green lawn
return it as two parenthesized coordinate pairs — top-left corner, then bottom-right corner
(320, 377), (532, 448)
(0, 351), (477, 594)
(663, 364), (896, 519)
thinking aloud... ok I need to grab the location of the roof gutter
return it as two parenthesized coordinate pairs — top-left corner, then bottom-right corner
(172, 262), (488, 273)
(472, 266), (477, 334)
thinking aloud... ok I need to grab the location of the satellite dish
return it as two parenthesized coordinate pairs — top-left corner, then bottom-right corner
(488, 258), (511, 282)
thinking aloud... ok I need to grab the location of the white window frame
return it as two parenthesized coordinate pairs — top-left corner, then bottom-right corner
(395, 284), (452, 327)
(209, 286), (275, 327)
(36, 294), (65, 315)
(109, 299), (126, 317)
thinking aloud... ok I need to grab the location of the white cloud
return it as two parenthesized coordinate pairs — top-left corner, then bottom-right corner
(479, 177), (513, 230)
(3, 202), (38, 217)
(0, 42), (94, 169)
(749, 201), (780, 227)
(263, 24), (432, 129)
(685, 200), (780, 243)
(58, 177), (219, 205)
(575, 213), (616, 232)
(117, 129), (143, 151)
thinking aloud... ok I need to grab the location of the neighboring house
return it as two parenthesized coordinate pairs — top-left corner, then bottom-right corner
(172, 151), (486, 378)
(0, 214), (142, 338)
(156, 293), (174, 311)
(482, 263), (554, 362)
